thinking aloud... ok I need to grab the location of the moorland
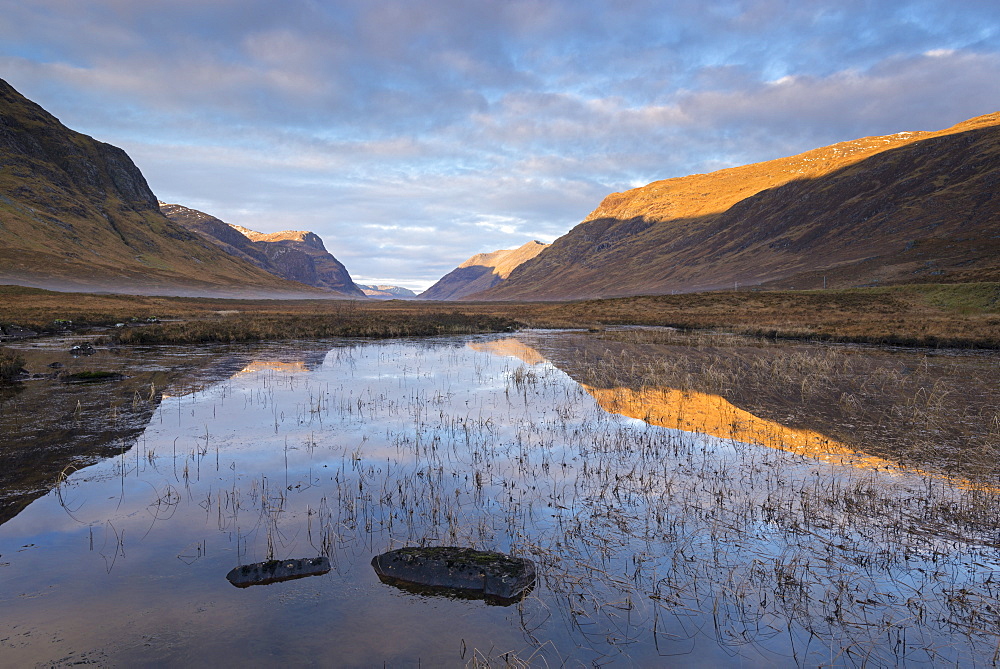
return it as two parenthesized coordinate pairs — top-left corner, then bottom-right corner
(2, 281), (997, 348)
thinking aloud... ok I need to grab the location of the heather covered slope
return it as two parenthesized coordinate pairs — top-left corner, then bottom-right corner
(420, 240), (548, 300)
(160, 203), (365, 297)
(483, 113), (1000, 300)
(0, 78), (320, 297)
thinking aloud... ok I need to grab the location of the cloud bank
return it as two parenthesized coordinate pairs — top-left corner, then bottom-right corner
(1, 0), (998, 289)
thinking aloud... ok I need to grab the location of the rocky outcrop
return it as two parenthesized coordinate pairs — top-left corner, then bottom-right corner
(0, 77), (323, 297)
(420, 240), (548, 300)
(159, 203), (365, 297)
(481, 113), (1000, 300)
(232, 227), (365, 297)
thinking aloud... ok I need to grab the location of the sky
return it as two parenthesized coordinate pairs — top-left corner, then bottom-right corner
(1, 1), (999, 291)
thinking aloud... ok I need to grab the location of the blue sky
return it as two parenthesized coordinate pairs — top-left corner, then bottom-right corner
(2, 0), (998, 290)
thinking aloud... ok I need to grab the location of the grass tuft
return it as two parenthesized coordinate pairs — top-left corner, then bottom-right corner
(0, 347), (25, 382)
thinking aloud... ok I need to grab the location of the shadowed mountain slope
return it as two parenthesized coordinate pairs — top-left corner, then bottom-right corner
(0, 78), (323, 297)
(160, 203), (365, 297)
(420, 240), (548, 300)
(480, 113), (1000, 300)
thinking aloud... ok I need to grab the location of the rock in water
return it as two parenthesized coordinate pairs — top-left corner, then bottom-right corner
(226, 556), (330, 588)
(371, 547), (535, 603)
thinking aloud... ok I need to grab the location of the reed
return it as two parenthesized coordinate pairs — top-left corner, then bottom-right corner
(0, 347), (24, 381)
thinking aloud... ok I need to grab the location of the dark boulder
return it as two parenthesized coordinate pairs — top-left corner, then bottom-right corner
(226, 556), (331, 588)
(371, 547), (535, 604)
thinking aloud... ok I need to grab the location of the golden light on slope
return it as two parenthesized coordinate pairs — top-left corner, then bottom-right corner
(236, 360), (310, 375)
(584, 384), (997, 492)
(585, 384), (876, 466)
(467, 339), (547, 366)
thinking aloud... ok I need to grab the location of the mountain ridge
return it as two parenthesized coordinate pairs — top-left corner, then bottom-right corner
(357, 284), (418, 299)
(0, 78), (327, 297)
(160, 203), (365, 297)
(479, 112), (1000, 301)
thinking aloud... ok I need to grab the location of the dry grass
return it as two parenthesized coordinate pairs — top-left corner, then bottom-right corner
(1, 282), (997, 347)
(107, 311), (519, 344)
(488, 282), (1000, 348)
(0, 347), (24, 381)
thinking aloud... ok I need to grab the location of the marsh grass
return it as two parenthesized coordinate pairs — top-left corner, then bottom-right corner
(6, 333), (1000, 665)
(494, 282), (1000, 348)
(0, 347), (24, 381)
(106, 312), (519, 344)
(116, 338), (1000, 665)
(555, 328), (1000, 483)
(2, 282), (998, 348)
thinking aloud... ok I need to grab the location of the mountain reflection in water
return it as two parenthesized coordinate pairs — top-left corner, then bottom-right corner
(3, 334), (999, 667)
(472, 335), (997, 491)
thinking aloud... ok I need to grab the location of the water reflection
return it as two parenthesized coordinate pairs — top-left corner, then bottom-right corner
(476, 334), (1000, 491)
(467, 338), (547, 366)
(373, 575), (534, 607)
(1, 334), (999, 667)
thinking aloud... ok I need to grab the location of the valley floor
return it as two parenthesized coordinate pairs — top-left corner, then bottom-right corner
(1, 282), (998, 348)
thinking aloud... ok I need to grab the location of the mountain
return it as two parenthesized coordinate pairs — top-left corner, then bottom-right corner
(0, 78), (323, 297)
(159, 203), (365, 297)
(481, 113), (1000, 300)
(357, 284), (418, 299)
(419, 240), (548, 300)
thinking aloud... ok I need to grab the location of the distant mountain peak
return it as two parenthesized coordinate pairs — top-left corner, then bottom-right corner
(357, 284), (418, 299)
(420, 240), (549, 300)
(160, 203), (365, 297)
(233, 226), (326, 251)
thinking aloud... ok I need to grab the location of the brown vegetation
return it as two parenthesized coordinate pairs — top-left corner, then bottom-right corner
(0, 347), (24, 381)
(0, 78), (325, 296)
(1, 282), (997, 347)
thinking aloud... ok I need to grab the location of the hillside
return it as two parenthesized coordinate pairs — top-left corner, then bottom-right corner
(0, 78), (323, 297)
(481, 113), (1000, 300)
(420, 240), (548, 300)
(160, 203), (364, 297)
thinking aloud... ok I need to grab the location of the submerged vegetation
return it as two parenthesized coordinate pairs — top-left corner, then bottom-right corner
(1, 334), (998, 665)
(550, 328), (1000, 483)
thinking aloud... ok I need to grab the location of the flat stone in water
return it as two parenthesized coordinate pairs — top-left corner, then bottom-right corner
(371, 547), (535, 603)
(226, 556), (331, 588)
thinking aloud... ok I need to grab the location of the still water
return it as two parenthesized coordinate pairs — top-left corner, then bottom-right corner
(1, 332), (999, 666)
